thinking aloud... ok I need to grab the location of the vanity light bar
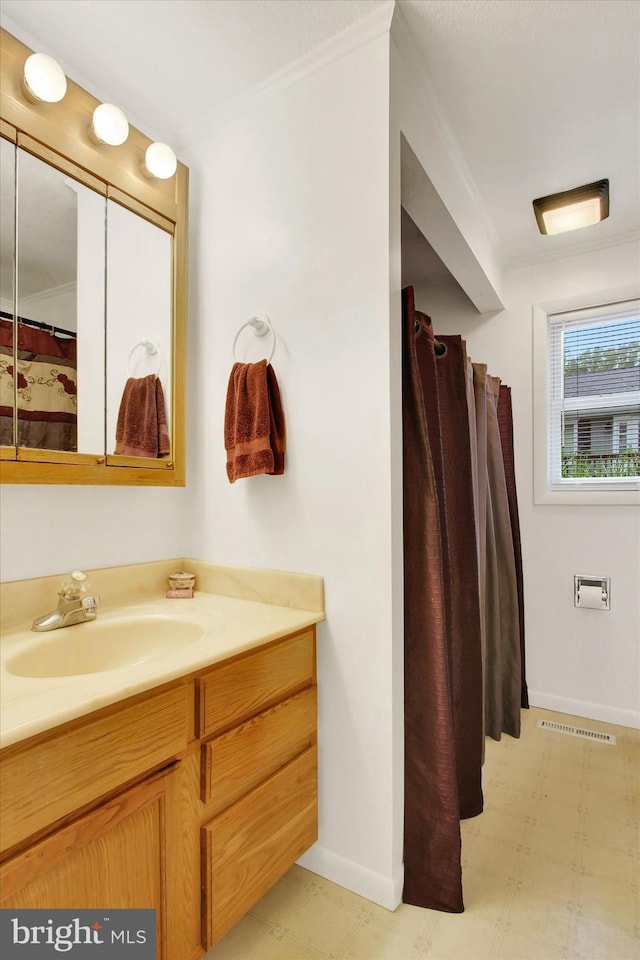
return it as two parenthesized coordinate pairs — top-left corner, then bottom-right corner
(21, 53), (177, 179)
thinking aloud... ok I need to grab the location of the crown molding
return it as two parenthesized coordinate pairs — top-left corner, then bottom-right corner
(20, 281), (77, 308)
(178, 0), (395, 149)
(506, 230), (640, 273)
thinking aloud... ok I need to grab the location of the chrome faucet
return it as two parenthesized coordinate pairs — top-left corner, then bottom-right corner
(31, 570), (101, 632)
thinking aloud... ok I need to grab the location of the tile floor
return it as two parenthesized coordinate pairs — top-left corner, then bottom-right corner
(205, 707), (640, 960)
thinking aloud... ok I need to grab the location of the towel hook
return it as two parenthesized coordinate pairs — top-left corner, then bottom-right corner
(128, 339), (161, 375)
(233, 315), (276, 364)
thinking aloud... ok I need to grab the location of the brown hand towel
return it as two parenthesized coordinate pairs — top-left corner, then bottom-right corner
(114, 374), (170, 458)
(224, 360), (286, 482)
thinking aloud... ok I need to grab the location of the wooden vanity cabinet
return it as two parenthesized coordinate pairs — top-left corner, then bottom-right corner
(0, 625), (318, 959)
(0, 682), (193, 960)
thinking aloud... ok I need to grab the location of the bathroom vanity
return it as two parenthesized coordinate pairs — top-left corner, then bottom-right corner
(0, 561), (324, 958)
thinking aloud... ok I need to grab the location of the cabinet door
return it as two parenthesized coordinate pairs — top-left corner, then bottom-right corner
(0, 767), (173, 958)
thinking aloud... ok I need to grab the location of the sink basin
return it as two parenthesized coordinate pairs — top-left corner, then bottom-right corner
(5, 615), (210, 678)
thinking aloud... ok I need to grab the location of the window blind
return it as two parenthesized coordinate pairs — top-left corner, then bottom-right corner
(548, 299), (640, 485)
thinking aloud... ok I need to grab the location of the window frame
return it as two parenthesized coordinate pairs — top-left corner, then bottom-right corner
(533, 285), (640, 506)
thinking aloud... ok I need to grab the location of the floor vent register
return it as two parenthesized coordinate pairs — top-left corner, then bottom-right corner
(536, 719), (616, 745)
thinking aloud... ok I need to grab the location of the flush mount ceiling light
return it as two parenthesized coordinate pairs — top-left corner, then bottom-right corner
(143, 142), (177, 180)
(23, 52), (67, 103)
(91, 103), (129, 146)
(533, 179), (609, 235)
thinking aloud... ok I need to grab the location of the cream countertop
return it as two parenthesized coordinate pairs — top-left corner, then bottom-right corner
(0, 560), (325, 749)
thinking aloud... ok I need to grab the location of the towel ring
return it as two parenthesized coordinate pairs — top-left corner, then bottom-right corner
(233, 315), (276, 364)
(128, 339), (161, 376)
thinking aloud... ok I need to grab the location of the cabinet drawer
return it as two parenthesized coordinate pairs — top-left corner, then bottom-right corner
(202, 685), (316, 813)
(202, 745), (317, 949)
(197, 629), (315, 738)
(0, 684), (190, 855)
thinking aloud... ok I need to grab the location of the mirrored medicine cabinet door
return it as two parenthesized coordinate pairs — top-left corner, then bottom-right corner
(12, 142), (106, 457)
(0, 27), (188, 486)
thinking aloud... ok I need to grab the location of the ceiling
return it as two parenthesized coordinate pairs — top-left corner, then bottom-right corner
(399, 0), (640, 268)
(0, 0), (381, 141)
(2, 0), (639, 273)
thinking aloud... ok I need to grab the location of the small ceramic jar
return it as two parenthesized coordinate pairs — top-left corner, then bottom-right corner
(168, 571), (196, 591)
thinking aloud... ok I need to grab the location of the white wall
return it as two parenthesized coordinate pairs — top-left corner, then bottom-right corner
(0, 484), (189, 582)
(411, 239), (640, 729)
(181, 28), (403, 908)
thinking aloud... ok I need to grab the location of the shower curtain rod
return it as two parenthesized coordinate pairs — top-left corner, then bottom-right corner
(0, 309), (76, 339)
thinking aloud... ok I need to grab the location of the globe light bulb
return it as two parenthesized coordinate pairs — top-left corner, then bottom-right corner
(144, 142), (177, 180)
(91, 103), (129, 146)
(23, 52), (67, 103)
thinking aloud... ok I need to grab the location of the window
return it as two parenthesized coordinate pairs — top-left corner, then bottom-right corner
(549, 300), (639, 484)
(616, 421), (628, 453)
(534, 292), (640, 504)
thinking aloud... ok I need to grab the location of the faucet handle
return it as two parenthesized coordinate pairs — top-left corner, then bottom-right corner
(60, 570), (90, 600)
(81, 595), (101, 608)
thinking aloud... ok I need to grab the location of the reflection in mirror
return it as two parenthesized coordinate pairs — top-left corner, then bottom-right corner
(106, 200), (173, 459)
(15, 148), (105, 453)
(0, 136), (16, 447)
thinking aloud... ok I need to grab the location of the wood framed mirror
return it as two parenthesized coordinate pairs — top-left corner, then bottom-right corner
(0, 28), (188, 485)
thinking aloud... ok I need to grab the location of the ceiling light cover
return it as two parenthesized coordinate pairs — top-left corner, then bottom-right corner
(533, 180), (609, 236)
(144, 142), (177, 180)
(23, 52), (67, 103)
(92, 103), (129, 146)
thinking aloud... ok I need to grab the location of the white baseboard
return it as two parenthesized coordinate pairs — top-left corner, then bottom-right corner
(297, 843), (403, 911)
(528, 690), (640, 730)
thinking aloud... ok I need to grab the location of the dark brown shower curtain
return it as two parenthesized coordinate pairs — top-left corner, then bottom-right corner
(402, 285), (526, 911)
(402, 286), (464, 913)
